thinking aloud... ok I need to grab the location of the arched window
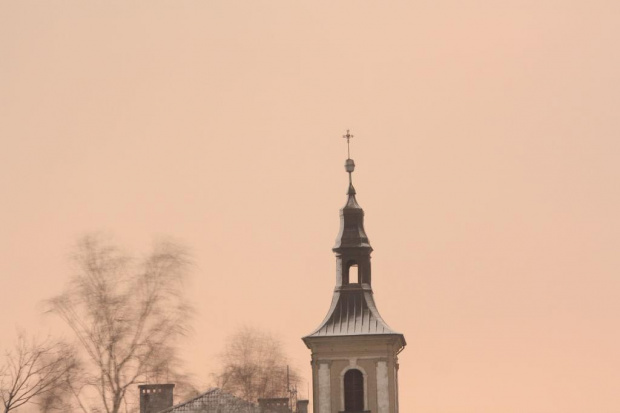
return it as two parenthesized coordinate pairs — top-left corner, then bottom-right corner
(344, 369), (364, 411)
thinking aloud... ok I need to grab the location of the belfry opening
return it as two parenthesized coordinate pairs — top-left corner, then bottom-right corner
(345, 262), (359, 285)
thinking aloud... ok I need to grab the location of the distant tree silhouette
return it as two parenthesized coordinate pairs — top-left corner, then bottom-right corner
(213, 327), (301, 404)
(47, 234), (194, 413)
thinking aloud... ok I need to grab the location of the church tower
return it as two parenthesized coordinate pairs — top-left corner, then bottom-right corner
(303, 132), (406, 413)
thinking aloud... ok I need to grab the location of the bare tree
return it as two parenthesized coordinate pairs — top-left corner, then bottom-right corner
(47, 234), (193, 413)
(213, 327), (301, 404)
(0, 333), (77, 413)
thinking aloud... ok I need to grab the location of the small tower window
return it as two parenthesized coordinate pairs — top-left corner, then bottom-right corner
(344, 369), (364, 411)
(349, 265), (359, 284)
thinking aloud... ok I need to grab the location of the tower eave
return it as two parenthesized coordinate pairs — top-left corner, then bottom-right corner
(302, 332), (406, 353)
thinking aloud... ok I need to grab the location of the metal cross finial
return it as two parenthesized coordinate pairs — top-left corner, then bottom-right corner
(343, 129), (354, 159)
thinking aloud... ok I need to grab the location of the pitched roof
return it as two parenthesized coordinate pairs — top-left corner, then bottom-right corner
(160, 388), (259, 413)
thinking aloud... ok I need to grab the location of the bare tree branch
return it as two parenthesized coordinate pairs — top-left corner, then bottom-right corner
(0, 333), (77, 413)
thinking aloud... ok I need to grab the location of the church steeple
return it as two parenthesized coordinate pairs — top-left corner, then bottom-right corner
(303, 131), (405, 413)
(304, 131), (404, 338)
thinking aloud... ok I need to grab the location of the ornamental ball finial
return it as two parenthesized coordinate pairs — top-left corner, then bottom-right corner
(345, 158), (355, 173)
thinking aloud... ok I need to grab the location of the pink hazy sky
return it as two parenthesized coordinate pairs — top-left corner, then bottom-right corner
(1, 1), (620, 412)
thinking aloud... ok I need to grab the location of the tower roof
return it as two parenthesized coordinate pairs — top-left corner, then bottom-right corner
(304, 287), (402, 338)
(333, 161), (372, 251)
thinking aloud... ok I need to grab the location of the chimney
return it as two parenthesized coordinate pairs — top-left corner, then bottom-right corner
(258, 397), (290, 413)
(296, 400), (309, 413)
(139, 384), (175, 413)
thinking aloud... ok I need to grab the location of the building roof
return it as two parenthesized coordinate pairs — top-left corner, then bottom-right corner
(159, 388), (259, 413)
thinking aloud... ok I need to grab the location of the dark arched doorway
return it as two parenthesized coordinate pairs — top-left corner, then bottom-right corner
(344, 369), (364, 411)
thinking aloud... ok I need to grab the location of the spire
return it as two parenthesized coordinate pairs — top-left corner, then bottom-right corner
(334, 130), (371, 252)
